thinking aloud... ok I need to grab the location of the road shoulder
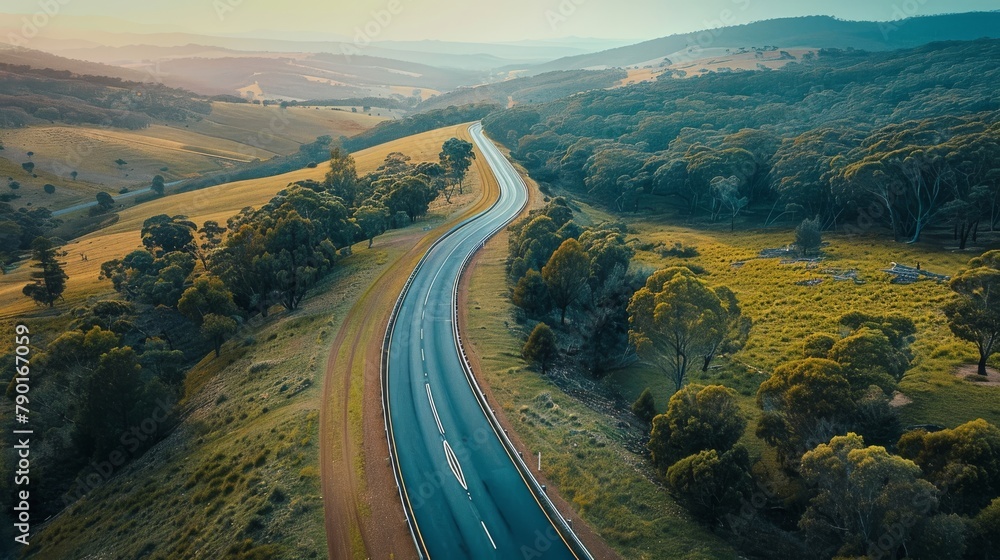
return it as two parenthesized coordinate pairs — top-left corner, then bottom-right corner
(455, 162), (623, 560)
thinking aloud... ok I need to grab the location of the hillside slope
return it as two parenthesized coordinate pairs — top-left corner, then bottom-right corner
(532, 12), (1000, 72)
(13, 123), (487, 560)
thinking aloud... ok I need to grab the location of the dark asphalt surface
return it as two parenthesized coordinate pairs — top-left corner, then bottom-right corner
(385, 123), (581, 559)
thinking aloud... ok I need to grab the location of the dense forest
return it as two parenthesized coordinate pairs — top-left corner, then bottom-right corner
(484, 39), (1000, 243)
(0, 63), (211, 129)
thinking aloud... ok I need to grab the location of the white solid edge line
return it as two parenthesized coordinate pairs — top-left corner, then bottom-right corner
(481, 521), (497, 550)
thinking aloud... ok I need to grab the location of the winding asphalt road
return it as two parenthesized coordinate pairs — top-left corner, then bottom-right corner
(384, 123), (588, 559)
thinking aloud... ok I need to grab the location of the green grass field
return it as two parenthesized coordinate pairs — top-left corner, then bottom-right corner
(610, 209), (1000, 429)
(464, 195), (1000, 559)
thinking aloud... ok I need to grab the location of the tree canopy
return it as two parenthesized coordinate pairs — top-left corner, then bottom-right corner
(628, 267), (738, 392)
(799, 433), (939, 559)
(648, 384), (746, 472)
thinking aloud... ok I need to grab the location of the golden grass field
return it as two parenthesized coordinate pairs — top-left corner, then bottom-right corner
(0, 123), (473, 320)
(616, 67), (668, 87)
(0, 157), (111, 210)
(669, 48), (816, 78)
(0, 102), (387, 208)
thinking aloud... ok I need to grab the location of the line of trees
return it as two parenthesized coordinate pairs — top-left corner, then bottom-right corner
(511, 197), (751, 382)
(341, 103), (497, 152)
(510, 198), (646, 376)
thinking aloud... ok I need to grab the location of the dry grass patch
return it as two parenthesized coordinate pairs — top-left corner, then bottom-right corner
(0, 101), (386, 202)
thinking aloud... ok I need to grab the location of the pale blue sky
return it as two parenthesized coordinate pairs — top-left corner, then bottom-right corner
(3, 0), (998, 42)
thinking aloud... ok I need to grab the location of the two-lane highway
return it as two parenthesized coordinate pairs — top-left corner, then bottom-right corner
(383, 123), (589, 559)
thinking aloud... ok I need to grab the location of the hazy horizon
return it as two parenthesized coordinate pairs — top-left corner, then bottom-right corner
(2, 1), (998, 45)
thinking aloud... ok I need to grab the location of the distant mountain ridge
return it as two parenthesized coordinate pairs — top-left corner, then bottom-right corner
(0, 45), (150, 81)
(531, 12), (1000, 73)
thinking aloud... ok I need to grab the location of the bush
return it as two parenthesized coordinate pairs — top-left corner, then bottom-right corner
(512, 270), (551, 316)
(829, 327), (908, 389)
(648, 384), (746, 472)
(43, 183), (56, 194)
(657, 242), (700, 258)
(802, 333), (837, 358)
(838, 311), (916, 347)
(631, 388), (656, 423)
(666, 446), (752, 522)
(522, 322), (558, 374)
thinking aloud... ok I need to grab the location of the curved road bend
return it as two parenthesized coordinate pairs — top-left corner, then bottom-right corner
(385, 123), (585, 559)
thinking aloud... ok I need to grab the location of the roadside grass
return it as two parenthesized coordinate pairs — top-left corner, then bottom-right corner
(0, 124), (477, 319)
(25, 274), (335, 559)
(20, 123), (490, 559)
(465, 233), (738, 560)
(319, 125), (495, 559)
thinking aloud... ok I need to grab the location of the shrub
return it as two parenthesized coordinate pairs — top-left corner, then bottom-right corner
(631, 388), (656, 423)
(649, 384), (746, 472)
(802, 333), (837, 358)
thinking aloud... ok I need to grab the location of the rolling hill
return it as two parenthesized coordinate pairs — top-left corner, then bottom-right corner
(6, 123), (495, 560)
(0, 102), (386, 209)
(0, 123), (476, 319)
(530, 12), (1000, 73)
(0, 44), (149, 80)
